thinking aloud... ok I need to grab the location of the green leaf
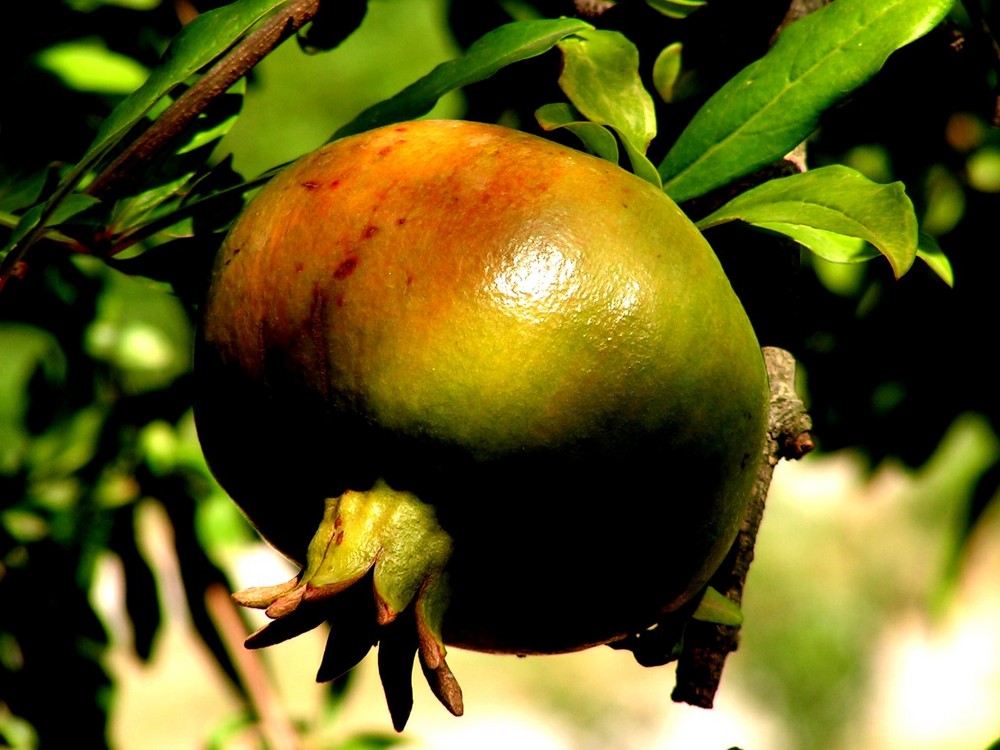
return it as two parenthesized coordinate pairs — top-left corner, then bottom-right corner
(917, 231), (954, 287)
(35, 39), (150, 95)
(87, 0), (287, 166)
(0, 324), (67, 473)
(535, 103), (620, 163)
(2, 194), (103, 257)
(1, 0), (282, 281)
(696, 165), (918, 277)
(617, 134), (663, 188)
(660, 0), (956, 202)
(645, 0), (707, 20)
(691, 586), (744, 626)
(333, 18), (593, 140)
(534, 103), (661, 187)
(556, 29), (657, 154)
(652, 42), (683, 103)
(108, 82), (245, 239)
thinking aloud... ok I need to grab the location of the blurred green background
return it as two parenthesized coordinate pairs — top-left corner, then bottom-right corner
(2, 1), (999, 748)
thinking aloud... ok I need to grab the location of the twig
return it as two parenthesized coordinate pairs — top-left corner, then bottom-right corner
(671, 346), (813, 708)
(85, 0), (321, 201)
(205, 583), (300, 750)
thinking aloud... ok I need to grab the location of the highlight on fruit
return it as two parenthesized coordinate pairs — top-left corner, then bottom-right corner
(193, 119), (770, 730)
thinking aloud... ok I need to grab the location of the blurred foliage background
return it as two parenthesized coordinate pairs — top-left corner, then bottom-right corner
(1, 0), (999, 748)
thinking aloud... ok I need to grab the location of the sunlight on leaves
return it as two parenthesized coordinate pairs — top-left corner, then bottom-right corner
(535, 103), (620, 163)
(697, 165), (920, 278)
(652, 43), (683, 103)
(660, 0), (957, 202)
(645, 0), (706, 20)
(917, 232), (954, 287)
(334, 18), (593, 140)
(556, 29), (656, 154)
(36, 39), (149, 95)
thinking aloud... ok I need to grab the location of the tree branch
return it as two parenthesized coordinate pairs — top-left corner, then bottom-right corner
(85, 0), (321, 202)
(671, 346), (813, 708)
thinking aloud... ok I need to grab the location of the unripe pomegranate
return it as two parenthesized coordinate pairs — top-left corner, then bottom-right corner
(194, 119), (769, 728)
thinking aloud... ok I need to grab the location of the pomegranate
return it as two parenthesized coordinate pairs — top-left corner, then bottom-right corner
(194, 119), (769, 728)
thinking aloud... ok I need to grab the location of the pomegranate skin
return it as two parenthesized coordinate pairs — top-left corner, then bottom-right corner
(194, 119), (769, 655)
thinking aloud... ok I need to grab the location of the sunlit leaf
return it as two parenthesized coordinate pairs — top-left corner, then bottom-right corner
(535, 104), (660, 187)
(108, 82), (245, 240)
(333, 18), (593, 139)
(88, 0), (287, 163)
(1, 0), (282, 279)
(660, 0), (956, 202)
(536, 103), (620, 162)
(36, 39), (150, 95)
(917, 231), (954, 287)
(696, 165), (918, 277)
(966, 146), (1000, 192)
(556, 29), (656, 154)
(645, 0), (706, 19)
(691, 586), (744, 626)
(652, 42), (683, 103)
(617, 134), (662, 188)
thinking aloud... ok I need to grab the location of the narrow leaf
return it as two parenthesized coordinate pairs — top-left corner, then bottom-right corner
(88, 0), (287, 163)
(660, 0), (956, 202)
(556, 29), (657, 154)
(1, 0), (286, 281)
(334, 18), (593, 140)
(535, 105), (661, 187)
(1, 195), (103, 257)
(917, 231), (954, 287)
(697, 165), (918, 277)
(616, 132), (662, 188)
(645, 0), (706, 20)
(691, 587), (743, 626)
(652, 42), (683, 103)
(108, 83), (245, 236)
(535, 103), (620, 163)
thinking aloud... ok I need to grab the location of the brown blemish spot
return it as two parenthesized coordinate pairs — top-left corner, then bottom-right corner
(406, 273), (413, 286)
(335, 295), (345, 307)
(294, 262), (304, 273)
(362, 224), (379, 239)
(330, 179), (341, 190)
(396, 217), (407, 226)
(302, 180), (320, 190)
(394, 126), (408, 133)
(334, 515), (344, 529)
(335, 530), (346, 546)
(378, 146), (393, 156)
(334, 256), (359, 280)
